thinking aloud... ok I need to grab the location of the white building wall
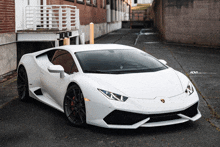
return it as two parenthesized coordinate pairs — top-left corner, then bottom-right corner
(80, 22), (122, 43)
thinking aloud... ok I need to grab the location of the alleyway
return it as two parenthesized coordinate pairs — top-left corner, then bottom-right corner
(1, 28), (219, 147)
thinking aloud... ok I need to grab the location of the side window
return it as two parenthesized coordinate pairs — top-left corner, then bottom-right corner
(51, 50), (78, 74)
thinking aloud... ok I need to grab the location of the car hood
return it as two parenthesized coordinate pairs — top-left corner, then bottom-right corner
(85, 68), (184, 99)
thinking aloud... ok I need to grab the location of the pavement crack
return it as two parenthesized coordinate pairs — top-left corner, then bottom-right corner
(205, 118), (220, 132)
(0, 96), (18, 109)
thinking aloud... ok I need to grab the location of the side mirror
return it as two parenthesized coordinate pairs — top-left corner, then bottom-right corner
(48, 65), (65, 78)
(159, 59), (167, 65)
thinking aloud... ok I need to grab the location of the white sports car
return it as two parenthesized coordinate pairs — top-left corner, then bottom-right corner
(17, 44), (201, 129)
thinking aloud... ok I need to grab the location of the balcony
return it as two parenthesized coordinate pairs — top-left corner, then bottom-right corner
(17, 5), (81, 46)
(25, 5), (79, 31)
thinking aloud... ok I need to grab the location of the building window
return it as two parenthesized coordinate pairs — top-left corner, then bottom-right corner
(86, 0), (91, 4)
(134, 0), (137, 4)
(115, 0), (117, 11)
(65, 0), (75, 2)
(103, 0), (106, 8)
(110, 0), (114, 10)
(77, 0), (84, 4)
(93, 0), (97, 6)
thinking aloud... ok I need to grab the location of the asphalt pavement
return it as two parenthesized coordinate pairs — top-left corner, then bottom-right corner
(0, 28), (220, 147)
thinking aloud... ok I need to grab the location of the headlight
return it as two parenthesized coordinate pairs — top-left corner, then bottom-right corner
(98, 89), (128, 102)
(185, 82), (194, 96)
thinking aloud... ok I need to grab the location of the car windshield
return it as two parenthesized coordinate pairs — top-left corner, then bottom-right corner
(75, 49), (167, 74)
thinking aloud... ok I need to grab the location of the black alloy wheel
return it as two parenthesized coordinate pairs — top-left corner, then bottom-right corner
(17, 66), (29, 101)
(64, 85), (86, 126)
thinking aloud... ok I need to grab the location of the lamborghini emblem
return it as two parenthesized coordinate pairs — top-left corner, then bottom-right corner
(161, 99), (165, 103)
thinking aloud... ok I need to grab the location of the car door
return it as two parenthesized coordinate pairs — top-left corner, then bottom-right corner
(40, 49), (78, 109)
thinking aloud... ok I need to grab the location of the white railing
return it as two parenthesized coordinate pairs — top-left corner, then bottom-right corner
(25, 5), (79, 31)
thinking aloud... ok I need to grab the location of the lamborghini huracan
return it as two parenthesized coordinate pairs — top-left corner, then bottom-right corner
(17, 44), (201, 129)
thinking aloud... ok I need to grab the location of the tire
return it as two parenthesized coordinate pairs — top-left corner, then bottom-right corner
(64, 85), (86, 126)
(17, 66), (29, 101)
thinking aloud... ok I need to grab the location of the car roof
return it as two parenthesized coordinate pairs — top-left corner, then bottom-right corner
(55, 44), (137, 53)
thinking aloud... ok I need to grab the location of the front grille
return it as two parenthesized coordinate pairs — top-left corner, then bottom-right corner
(104, 110), (147, 125)
(104, 102), (199, 125)
(147, 114), (181, 123)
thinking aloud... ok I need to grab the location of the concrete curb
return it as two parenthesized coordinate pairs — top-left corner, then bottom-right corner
(0, 70), (17, 84)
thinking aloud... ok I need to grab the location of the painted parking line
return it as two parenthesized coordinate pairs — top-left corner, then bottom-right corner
(144, 42), (160, 44)
(134, 34), (140, 45)
(140, 29), (153, 33)
(141, 33), (158, 35)
(189, 71), (217, 75)
(134, 29), (158, 45)
(141, 28), (152, 31)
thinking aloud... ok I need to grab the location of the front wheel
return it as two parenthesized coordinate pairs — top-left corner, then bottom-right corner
(64, 85), (86, 126)
(17, 66), (29, 101)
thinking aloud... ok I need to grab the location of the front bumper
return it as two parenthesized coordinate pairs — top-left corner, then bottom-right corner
(104, 102), (201, 128)
(86, 91), (201, 129)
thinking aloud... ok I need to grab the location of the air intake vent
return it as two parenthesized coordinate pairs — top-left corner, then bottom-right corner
(34, 88), (43, 95)
(181, 103), (198, 118)
(104, 110), (147, 125)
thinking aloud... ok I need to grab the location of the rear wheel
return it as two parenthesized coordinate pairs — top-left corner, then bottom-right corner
(17, 66), (29, 101)
(64, 85), (86, 126)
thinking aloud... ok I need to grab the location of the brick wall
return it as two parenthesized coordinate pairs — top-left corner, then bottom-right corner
(153, 0), (220, 47)
(47, 0), (107, 25)
(0, 0), (15, 33)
